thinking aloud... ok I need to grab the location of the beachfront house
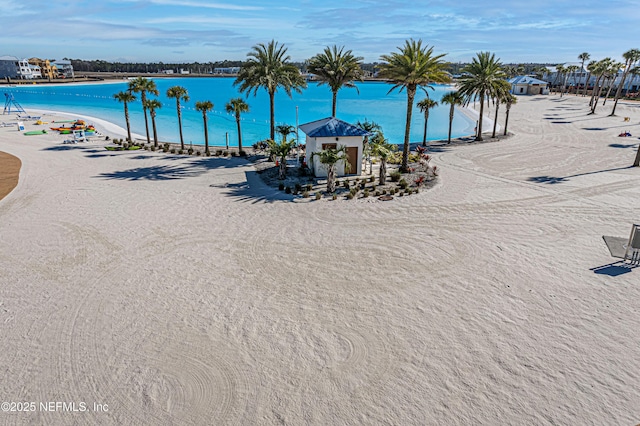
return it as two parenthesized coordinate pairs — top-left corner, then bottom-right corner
(300, 117), (370, 177)
(509, 76), (550, 95)
(53, 60), (74, 79)
(29, 58), (56, 80)
(0, 55), (20, 80)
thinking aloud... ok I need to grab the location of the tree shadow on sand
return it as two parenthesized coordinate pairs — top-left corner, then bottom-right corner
(528, 165), (635, 184)
(216, 170), (296, 203)
(94, 156), (248, 181)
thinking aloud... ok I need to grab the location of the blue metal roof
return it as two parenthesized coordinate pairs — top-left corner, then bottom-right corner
(509, 75), (549, 85)
(299, 117), (370, 138)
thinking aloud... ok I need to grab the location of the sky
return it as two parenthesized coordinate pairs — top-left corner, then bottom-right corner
(1, 0), (639, 64)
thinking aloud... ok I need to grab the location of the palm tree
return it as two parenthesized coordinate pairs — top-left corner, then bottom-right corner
(143, 99), (162, 148)
(552, 65), (565, 94)
(275, 124), (296, 143)
(589, 58), (612, 113)
(457, 52), (507, 142)
(166, 85), (189, 150)
(634, 142), (640, 167)
(577, 52), (590, 96)
(234, 40), (307, 140)
(370, 132), (396, 185)
(503, 93), (517, 136)
(440, 91), (464, 143)
(268, 138), (296, 179)
(602, 61), (624, 106)
(356, 119), (382, 174)
(307, 45), (364, 117)
(378, 39), (450, 172)
(128, 77), (159, 145)
(113, 91), (136, 142)
(563, 65), (579, 96)
(492, 80), (512, 138)
(416, 97), (438, 146)
(610, 48), (640, 116)
(195, 100), (214, 155)
(225, 98), (250, 155)
(311, 146), (350, 193)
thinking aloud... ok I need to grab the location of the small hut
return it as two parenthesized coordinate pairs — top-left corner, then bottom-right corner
(300, 117), (369, 177)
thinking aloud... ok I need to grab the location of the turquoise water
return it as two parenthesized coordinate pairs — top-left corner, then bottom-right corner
(4, 78), (474, 146)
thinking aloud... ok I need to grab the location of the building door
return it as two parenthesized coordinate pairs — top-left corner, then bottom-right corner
(345, 147), (358, 175)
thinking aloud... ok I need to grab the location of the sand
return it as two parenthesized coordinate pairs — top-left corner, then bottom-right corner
(1, 95), (640, 425)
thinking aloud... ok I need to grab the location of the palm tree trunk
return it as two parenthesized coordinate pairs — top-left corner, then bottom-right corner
(492, 102), (499, 138)
(422, 112), (427, 146)
(141, 92), (151, 144)
(327, 166), (336, 193)
(476, 94), (484, 141)
(124, 103), (132, 142)
(582, 72), (591, 96)
(634, 144), (640, 167)
(611, 65), (630, 116)
(269, 91), (275, 141)
(332, 90), (337, 117)
(151, 113), (158, 148)
(203, 114), (209, 155)
(603, 79), (615, 105)
(177, 100), (184, 150)
(379, 159), (387, 185)
(279, 156), (287, 179)
(592, 78), (605, 113)
(504, 106), (511, 136)
(447, 106), (454, 143)
(236, 117), (243, 154)
(401, 87), (416, 172)
(589, 75), (602, 111)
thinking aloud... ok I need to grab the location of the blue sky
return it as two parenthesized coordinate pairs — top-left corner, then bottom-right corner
(1, 0), (639, 64)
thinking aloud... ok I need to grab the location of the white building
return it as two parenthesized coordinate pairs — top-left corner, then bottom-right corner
(16, 59), (35, 79)
(300, 117), (370, 177)
(509, 76), (550, 95)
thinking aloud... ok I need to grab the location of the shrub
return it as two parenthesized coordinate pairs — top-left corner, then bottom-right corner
(375, 190), (380, 196)
(295, 183), (302, 193)
(144, 146), (149, 150)
(231, 151), (238, 157)
(164, 143), (170, 150)
(343, 180), (350, 189)
(196, 151), (202, 156)
(239, 150), (247, 157)
(278, 182), (285, 191)
(390, 171), (402, 182)
(163, 147), (169, 153)
(414, 188), (420, 194)
(188, 148), (194, 155)
(371, 185), (376, 191)
(369, 175), (375, 183)
(398, 179), (409, 189)
(363, 189), (370, 198)
(216, 149), (223, 156)
(170, 148), (176, 154)
(315, 192), (321, 200)
(178, 149), (183, 155)
(332, 193), (337, 200)
(346, 192), (354, 200)
(306, 184), (312, 192)
(150, 146), (156, 151)
(223, 151), (229, 157)
(285, 186), (292, 194)
(302, 191), (310, 198)
(350, 188), (357, 196)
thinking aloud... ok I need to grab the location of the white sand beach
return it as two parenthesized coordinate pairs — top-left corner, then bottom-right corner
(1, 95), (640, 424)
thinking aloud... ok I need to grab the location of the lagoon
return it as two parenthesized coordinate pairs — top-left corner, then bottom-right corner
(4, 78), (474, 146)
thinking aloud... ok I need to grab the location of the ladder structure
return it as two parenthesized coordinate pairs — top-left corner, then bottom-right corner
(3, 93), (26, 115)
